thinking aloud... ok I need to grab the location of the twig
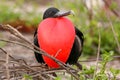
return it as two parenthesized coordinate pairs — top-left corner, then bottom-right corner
(5, 48), (10, 80)
(0, 59), (6, 62)
(0, 48), (18, 61)
(0, 47), (28, 65)
(0, 24), (76, 70)
(83, 0), (93, 20)
(0, 24), (80, 79)
(103, 0), (120, 18)
(106, 12), (120, 54)
(0, 24), (31, 45)
(0, 39), (78, 71)
(0, 47), (49, 79)
(93, 23), (101, 78)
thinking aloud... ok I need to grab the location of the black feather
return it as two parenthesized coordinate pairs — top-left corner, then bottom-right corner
(34, 29), (45, 63)
(66, 27), (84, 64)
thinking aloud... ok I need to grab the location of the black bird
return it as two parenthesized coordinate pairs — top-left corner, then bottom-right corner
(34, 7), (84, 69)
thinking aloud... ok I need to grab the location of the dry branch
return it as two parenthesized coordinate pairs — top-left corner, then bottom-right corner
(0, 24), (80, 80)
(103, 0), (120, 18)
(5, 48), (10, 80)
(93, 24), (101, 78)
(106, 10), (120, 54)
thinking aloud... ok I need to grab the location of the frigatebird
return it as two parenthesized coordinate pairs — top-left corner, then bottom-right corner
(34, 7), (84, 69)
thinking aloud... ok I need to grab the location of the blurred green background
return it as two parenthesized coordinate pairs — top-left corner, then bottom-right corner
(0, 0), (120, 56)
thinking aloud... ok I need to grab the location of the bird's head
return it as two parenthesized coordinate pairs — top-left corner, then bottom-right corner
(43, 7), (74, 19)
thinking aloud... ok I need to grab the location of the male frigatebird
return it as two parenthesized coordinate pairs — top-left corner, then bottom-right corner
(34, 7), (84, 68)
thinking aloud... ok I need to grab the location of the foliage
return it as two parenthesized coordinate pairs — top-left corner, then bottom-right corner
(0, 0), (119, 55)
(52, 1), (120, 79)
(79, 51), (120, 80)
(23, 74), (33, 80)
(55, 76), (62, 80)
(0, 0), (42, 27)
(53, 0), (120, 55)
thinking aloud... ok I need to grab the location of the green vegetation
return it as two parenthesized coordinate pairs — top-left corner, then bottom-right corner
(0, 0), (42, 26)
(1, 0), (119, 55)
(23, 74), (33, 80)
(53, 0), (120, 55)
(78, 51), (119, 80)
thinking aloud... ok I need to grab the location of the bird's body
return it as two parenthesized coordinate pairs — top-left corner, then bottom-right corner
(34, 7), (84, 68)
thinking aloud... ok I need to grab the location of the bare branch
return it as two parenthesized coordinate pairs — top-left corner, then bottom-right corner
(5, 49), (10, 80)
(93, 23), (101, 78)
(106, 10), (120, 53)
(103, 0), (120, 18)
(0, 24), (80, 79)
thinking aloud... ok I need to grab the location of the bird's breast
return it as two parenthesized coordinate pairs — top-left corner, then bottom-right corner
(37, 17), (75, 68)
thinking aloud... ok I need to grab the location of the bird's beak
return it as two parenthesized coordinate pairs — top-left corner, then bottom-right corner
(53, 10), (75, 18)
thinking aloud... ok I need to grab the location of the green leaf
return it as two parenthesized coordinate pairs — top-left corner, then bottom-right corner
(110, 2), (118, 10)
(0, 41), (6, 47)
(55, 76), (62, 80)
(23, 74), (33, 80)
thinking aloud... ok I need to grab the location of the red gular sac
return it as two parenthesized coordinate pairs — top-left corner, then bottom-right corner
(37, 17), (75, 68)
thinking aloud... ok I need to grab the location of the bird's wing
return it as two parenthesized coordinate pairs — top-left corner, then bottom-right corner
(34, 29), (45, 63)
(66, 27), (84, 64)
(75, 27), (84, 46)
